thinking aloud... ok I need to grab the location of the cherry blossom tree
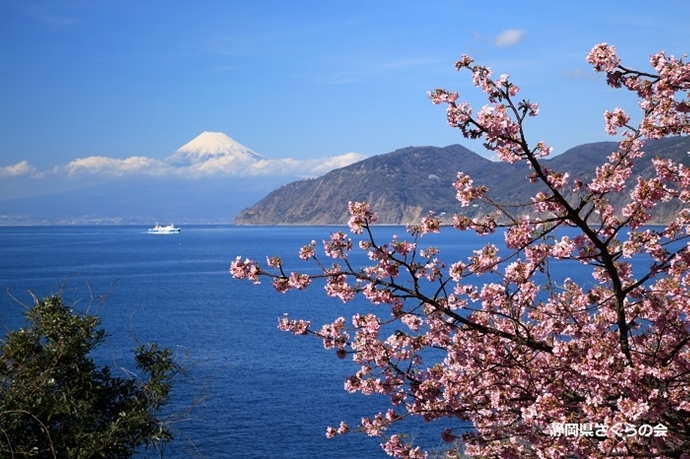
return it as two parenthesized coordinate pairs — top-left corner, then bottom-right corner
(231, 44), (690, 458)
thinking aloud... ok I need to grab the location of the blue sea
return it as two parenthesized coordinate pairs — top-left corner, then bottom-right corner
(0, 224), (625, 457)
(0, 225), (481, 458)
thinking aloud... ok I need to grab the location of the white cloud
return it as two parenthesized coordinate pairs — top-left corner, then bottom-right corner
(65, 156), (168, 177)
(0, 160), (37, 178)
(239, 152), (368, 177)
(42, 152), (368, 179)
(300, 152), (367, 175)
(495, 29), (525, 47)
(178, 155), (260, 178)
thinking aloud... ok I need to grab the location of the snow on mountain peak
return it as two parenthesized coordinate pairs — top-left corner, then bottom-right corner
(168, 131), (265, 164)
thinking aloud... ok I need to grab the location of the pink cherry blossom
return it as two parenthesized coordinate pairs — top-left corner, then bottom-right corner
(288, 272), (311, 290)
(418, 213), (440, 235)
(230, 256), (261, 284)
(453, 172), (487, 206)
(604, 107), (631, 135)
(277, 314), (311, 335)
(298, 240), (317, 260)
(454, 54), (474, 69)
(348, 201), (378, 234)
(232, 44), (690, 459)
(586, 42), (620, 72)
(323, 231), (353, 259)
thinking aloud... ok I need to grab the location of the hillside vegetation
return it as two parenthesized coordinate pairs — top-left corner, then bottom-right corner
(234, 137), (690, 225)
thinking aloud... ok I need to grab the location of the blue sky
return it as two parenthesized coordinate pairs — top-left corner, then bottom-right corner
(1, 0), (689, 181)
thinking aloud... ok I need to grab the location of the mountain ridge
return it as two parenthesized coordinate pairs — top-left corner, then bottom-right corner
(234, 137), (690, 225)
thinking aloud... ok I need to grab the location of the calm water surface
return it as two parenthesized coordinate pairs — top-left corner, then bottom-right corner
(2, 225), (482, 458)
(2, 224), (640, 457)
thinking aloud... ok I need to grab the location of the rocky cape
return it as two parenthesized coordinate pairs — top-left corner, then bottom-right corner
(233, 137), (690, 225)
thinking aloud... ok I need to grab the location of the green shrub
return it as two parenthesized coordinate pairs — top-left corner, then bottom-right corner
(0, 295), (180, 458)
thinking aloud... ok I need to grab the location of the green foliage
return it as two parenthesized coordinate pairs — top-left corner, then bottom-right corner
(0, 295), (180, 458)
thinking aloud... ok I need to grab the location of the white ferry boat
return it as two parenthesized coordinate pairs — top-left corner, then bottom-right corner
(148, 223), (181, 234)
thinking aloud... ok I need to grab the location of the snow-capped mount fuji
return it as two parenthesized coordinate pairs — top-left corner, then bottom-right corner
(167, 131), (265, 165)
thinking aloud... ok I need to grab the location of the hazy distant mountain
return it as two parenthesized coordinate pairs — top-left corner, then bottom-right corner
(0, 175), (296, 226)
(234, 137), (690, 225)
(0, 132), (292, 225)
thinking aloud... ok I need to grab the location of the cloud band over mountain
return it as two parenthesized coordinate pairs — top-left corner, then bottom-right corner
(1, 132), (367, 180)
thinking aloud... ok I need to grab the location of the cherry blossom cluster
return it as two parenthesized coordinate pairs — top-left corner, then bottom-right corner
(348, 200), (378, 234)
(229, 256), (261, 284)
(232, 44), (690, 459)
(587, 43), (690, 139)
(452, 172), (487, 207)
(429, 57), (547, 165)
